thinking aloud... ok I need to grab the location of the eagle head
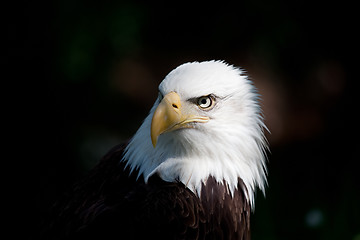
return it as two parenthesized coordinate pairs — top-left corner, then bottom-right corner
(123, 60), (268, 207)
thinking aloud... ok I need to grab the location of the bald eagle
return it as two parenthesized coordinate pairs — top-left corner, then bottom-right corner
(43, 61), (268, 240)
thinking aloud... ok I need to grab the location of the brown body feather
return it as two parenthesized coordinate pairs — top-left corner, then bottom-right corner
(42, 143), (251, 240)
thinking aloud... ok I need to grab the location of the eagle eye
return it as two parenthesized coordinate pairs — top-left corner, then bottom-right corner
(197, 95), (215, 109)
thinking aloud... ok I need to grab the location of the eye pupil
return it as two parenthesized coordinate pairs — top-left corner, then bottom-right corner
(201, 99), (207, 104)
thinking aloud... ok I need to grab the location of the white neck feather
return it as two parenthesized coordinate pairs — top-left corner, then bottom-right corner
(122, 100), (268, 208)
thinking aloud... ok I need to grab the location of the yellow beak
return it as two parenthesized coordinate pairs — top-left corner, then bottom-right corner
(150, 92), (209, 148)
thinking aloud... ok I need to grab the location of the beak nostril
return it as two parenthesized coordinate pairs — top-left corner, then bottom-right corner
(172, 104), (178, 109)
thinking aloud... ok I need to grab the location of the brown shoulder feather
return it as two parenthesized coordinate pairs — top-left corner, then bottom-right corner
(41, 143), (251, 240)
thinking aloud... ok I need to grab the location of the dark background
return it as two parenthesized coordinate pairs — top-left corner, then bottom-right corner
(7, 0), (359, 239)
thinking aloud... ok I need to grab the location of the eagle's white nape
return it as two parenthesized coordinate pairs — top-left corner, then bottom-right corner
(122, 60), (268, 207)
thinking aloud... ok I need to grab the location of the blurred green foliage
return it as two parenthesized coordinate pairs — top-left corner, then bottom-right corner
(56, 1), (145, 82)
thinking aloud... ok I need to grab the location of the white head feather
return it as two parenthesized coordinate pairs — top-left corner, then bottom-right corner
(122, 60), (268, 207)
